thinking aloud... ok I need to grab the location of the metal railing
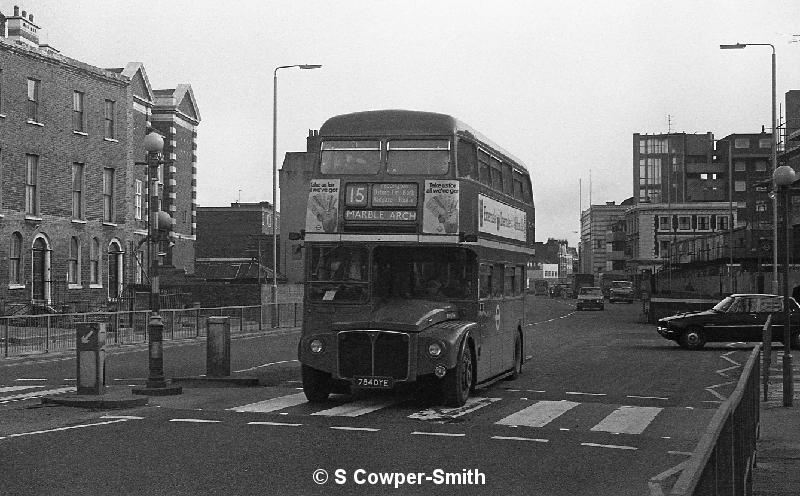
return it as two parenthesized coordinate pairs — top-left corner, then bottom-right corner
(1, 303), (303, 358)
(665, 344), (761, 495)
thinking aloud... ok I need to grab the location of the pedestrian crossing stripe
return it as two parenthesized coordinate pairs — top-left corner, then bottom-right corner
(496, 400), (580, 427)
(0, 385), (46, 393)
(311, 398), (395, 417)
(0, 387), (75, 402)
(589, 406), (663, 434)
(228, 392), (307, 413)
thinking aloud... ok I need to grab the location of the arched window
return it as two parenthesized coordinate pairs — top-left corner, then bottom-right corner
(9, 232), (23, 285)
(68, 236), (81, 285)
(90, 237), (101, 285)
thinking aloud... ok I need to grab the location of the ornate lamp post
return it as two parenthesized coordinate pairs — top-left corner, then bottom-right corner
(272, 64), (322, 327)
(133, 131), (182, 396)
(773, 164), (795, 407)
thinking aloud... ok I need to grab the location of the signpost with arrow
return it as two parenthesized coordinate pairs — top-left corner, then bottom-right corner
(76, 323), (106, 395)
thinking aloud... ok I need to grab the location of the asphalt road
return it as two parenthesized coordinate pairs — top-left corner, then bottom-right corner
(0, 297), (756, 495)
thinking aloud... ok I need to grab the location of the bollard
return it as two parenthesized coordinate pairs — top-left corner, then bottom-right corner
(76, 322), (106, 395)
(206, 316), (231, 377)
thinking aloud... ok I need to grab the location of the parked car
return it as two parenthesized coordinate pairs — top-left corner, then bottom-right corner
(657, 293), (800, 350)
(576, 286), (604, 311)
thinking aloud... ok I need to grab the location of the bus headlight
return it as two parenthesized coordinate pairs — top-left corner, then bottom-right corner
(427, 342), (444, 358)
(309, 339), (324, 354)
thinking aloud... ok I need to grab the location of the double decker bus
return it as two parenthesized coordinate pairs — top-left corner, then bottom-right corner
(297, 110), (535, 406)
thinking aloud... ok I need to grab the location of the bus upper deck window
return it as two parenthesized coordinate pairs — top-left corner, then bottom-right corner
(387, 139), (450, 175)
(320, 140), (381, 175)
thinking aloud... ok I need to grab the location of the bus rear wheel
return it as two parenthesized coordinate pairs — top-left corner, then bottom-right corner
(442, 341), (474, 407)
(302, 364), (332, 402)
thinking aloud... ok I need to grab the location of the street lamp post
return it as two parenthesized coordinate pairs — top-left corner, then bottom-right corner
(272, 64), (322, 327)
(133, 131), (182, 396)
(773, 165), (795, 407)
(720, 42), (777, 293)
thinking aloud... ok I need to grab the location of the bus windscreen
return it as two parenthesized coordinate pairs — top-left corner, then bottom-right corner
(387, 140), (450, 175)
(320, 140), (381, 174)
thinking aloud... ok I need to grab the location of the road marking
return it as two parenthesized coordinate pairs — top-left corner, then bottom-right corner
(13, 378), (47, 381)
(411, 431), (465, 437)
(496, 400), (580, 427)
(101, 415), (145, 420)
(580, 442), (637, 450)
(0, 385), (45, 393)
(705, 380), (735, 400)
(491, 436), (549, 443)
(234, 359), (298, 373)
(525, 389), (546, 393)
(626, 395), (669, 400)
(0, 419), (131, 441)
(668, 451), (693, 456)
(228, 392), (307, 413)
(330, 426), (380, 432)
(248, 421), (302, 427)
(409, 397), (500, 421)
(590, 406), (663, 435)
(0, 387), (75, 402)
(169, 419), (221, 423)
(648, 459), (691, 496)
(312, 398), (395, 417)
(565, 392), (606, 396)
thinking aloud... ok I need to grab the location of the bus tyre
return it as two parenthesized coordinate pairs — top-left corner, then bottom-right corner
(679, 328), (706, 350)
(443, 341), (474, 407)
(301, 364), (331, 402)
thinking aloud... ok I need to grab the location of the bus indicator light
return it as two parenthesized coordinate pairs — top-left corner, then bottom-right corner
(310, 339), (324, 354)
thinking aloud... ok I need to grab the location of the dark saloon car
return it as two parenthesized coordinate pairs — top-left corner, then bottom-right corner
(657, 293), (800, 350)
(576, 287), (604, 311)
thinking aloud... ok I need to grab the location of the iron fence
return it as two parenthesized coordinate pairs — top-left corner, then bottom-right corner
(1, 303), (303, 358)
(664, 344), (761, 495)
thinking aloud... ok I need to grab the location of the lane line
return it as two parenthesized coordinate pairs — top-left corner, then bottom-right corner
(234, 359), (298, 373)
(411, 432), (465, 437)
(0, 419), (131, 441)
(228, 392), (307, 413)
(169, 419), (221, 423)
(580, 442), (637, 451)
(248, 421), (302, 427)
(101, 415), (145, 420)
(496, 400), (580, 427)
(590, 406), (663, 435)
(330, 426), (380, 432)
(626, 395), (669, 400)
(491, 436), (549, 443)
(566, 392), (606, 396)
(13, 378), (47, 381)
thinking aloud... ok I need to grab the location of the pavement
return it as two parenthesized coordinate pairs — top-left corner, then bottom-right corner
(753, 358), (800, 496)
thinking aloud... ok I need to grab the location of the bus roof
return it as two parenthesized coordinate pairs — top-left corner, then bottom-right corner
(318, 109), (529, 173)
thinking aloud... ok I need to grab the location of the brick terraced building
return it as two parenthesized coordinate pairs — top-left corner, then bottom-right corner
(0, 7), (200, 313)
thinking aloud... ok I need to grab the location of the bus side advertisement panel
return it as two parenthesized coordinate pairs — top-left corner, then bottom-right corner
(478, 195), (526, 242)
(423, 180), (459, 234)
(306, 178), (341, 233)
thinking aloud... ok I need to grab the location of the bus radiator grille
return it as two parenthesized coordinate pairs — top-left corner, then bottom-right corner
(338, 331), (410, 380)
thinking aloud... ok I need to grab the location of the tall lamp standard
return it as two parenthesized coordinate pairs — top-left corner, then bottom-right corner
(272, 64), (322, 327)
(720, 42), (777, 293)
(773, 165), (795, 407)
(133, 131), (182, 396)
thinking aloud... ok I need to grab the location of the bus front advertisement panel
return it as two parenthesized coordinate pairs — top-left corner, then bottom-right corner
(423, 180), (459, 234)
(306, 179), (341, 233)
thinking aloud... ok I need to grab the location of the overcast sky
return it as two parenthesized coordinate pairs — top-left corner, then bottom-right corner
(7, 0), (800, 246)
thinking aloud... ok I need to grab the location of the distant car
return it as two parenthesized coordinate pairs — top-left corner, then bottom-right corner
(657, 293), (800, 350)
(609, 280), (634, 303)
(576, 287), (604, 311)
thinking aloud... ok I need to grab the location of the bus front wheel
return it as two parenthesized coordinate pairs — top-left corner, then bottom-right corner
(302, 364), (331, 402)
(442, 341), (474, 407)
